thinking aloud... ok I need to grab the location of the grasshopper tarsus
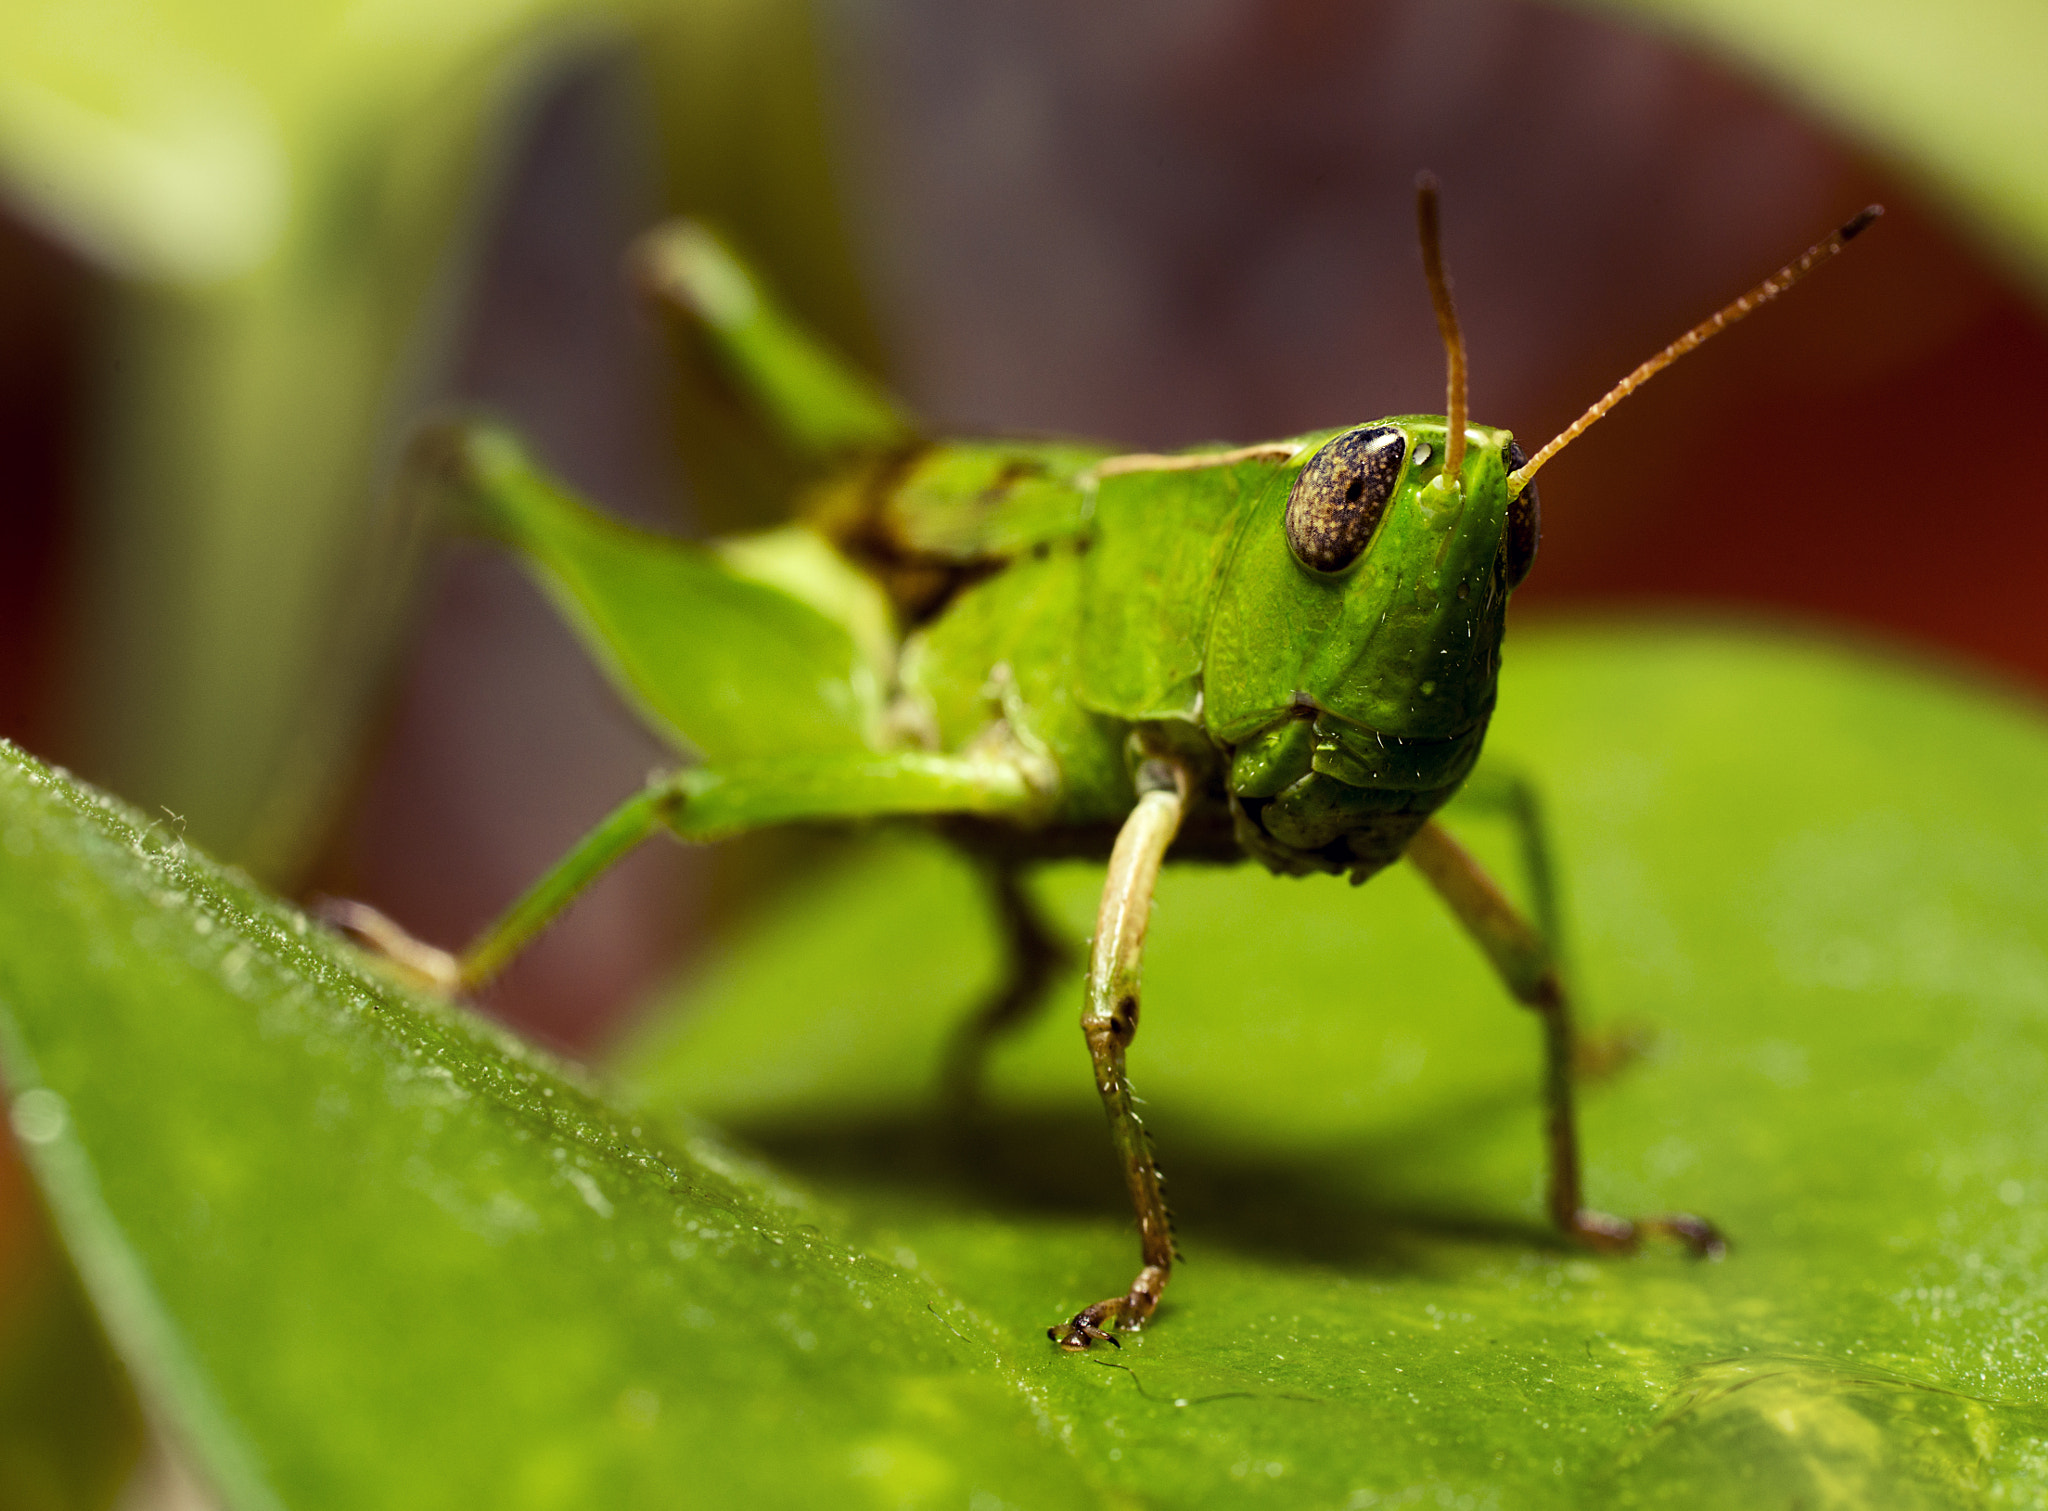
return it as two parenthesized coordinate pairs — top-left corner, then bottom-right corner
(1567, 1207), (1728, 1262)
(1052, 1269), (1164, 1351)
(1647, 1212), (1730, 1261)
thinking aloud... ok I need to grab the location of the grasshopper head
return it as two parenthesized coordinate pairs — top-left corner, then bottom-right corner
(1207, 417), (1534, 743)
(1202, 418), (1536, 877)
(1206, 183), (1876, 881)
(1202, 178), (1532, 879)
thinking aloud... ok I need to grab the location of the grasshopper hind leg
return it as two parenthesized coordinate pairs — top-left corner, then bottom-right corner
(634, 221), (912, 464)
(1404, 814), (1725, 1260)
(321, 779), (688, 995)
(941, 861), (1072, 1119)
(325, 753), (1043, 998)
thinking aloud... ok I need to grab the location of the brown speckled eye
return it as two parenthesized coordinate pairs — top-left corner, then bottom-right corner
(1285, 426), (1406, 573)
(1502, 438), (1540, 589)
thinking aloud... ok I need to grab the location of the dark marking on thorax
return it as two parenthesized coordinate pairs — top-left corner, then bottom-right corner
(809, 446), (1047, 627)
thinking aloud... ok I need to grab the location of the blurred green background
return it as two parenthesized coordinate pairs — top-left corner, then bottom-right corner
(1, 0), (2046, 1505)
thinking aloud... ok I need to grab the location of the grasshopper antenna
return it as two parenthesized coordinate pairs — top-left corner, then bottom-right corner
(1415, 173), (1468, 492)
(1509, 205), (1883, 497)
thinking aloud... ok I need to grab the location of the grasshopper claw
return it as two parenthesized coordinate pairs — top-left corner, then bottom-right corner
(1051, 1265), (1168, 1350)
(1651, 1212), (1728, 1260)
(1049, 1308), (1122, 1351)
(1568, 1207), (1727, 1261)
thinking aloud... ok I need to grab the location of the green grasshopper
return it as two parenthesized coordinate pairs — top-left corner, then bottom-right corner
(331, 181), (1878, 1350)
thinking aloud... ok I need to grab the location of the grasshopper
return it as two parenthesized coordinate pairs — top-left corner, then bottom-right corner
(331, 181), (1878, 1350)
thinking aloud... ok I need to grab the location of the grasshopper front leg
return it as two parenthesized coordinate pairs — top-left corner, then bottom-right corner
(1051, 758), (1190, 1350)
(1404, 820), (1723, 1258)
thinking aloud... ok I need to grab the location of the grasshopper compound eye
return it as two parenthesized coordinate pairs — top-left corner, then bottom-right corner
(1501, 438), (1539, 589)
(1285, 424), (1406, 573)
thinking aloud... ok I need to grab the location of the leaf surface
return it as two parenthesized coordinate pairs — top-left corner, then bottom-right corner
(622, 626), (2048, 1508)
(12, 627), (2048, 1507)
(0, 744), (1091, 1510)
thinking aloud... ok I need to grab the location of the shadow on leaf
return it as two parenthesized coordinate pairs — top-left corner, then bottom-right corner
(715, 1082), (1561, 1276)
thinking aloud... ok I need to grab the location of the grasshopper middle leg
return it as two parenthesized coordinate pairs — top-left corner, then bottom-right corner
(1404, 819), (1723, 1258)
(942, 861), (1071, 1116)
(1050, 759), (1190, 1350)
(1451, 769), (1646, 1081)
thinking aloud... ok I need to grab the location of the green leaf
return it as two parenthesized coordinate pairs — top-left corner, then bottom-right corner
(0, 743), (1094, 1510)
(619, 625), (2048, 1507)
